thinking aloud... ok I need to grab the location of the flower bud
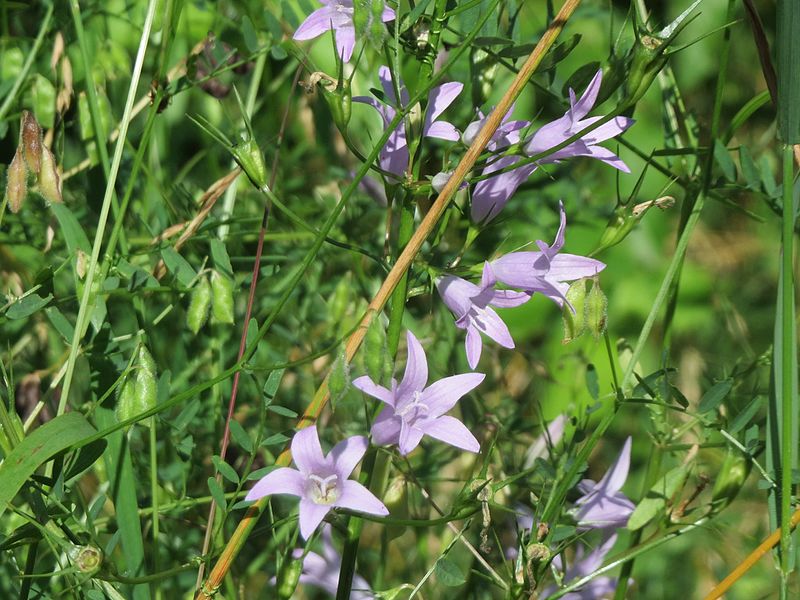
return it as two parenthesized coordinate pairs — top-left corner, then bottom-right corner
(187, 275), (212, 334)
(585, 278), (608, 340)
(320, 79), (352, 131)
(21, 110), (43, 174)
(38, 145), (63, 204)
(596, 208), (638, 253)
(276, 554), (303, 600)
(232, 138), (268, 191)
(5, 148), (28, 213)
(210, 270), (234, 324)
(561, 279), (588, 343)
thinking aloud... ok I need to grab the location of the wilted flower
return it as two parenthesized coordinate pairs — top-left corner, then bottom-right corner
(541, 533), (622, 599)
(489, 202), (606, 306)
(573, 437), (634, 529)
(353, 330), (485, 455)
(437, 265), (530, 369)
(245, 426), (388, 539)
(354, 66), (463, 178)
(293, 0), (395, 63)
(524, 70), (634, 172)
(293, 526), (373, 599)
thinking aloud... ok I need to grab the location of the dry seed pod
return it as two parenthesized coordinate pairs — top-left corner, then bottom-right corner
(21, 111), (43, 174)
(6, 148), (28, 213)
(39, 145), (62, 204)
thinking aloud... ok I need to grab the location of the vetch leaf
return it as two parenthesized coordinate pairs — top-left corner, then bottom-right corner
(212, 456), (240, 485)
(161, 247), (196, 287)
(208, 477), (227, 511)
(713, 139), (736, 182)
(229, 420), (253, 453)
(627, 464), (690, 530)
(434, 557), (466, 586)
(6, 293), (52, 319)
(698, 379), (733, 413)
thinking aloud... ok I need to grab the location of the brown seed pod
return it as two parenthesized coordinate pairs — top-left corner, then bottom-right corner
(6, 148), (28, 213)
(21, 111), (43, 174)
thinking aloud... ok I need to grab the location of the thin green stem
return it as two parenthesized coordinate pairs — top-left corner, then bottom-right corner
(57, 0), (159, 417)
(149, 422), (161, 600)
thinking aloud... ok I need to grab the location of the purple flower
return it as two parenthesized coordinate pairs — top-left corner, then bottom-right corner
(541, 533), (621, 599)
(524, 70), (634, 172)
(437, 265), (530, 369)
(293, 0), (395, 63)
(524, 415), (567, 468)
(489, 202), (606, 306)
(354, 67), (463, 177)
(573, 437), (634, 529)
(293, 526), (373, 599)
(245, 425), (388, 539)
(462, 105), (530, 151)
(352, 330), (485, 455)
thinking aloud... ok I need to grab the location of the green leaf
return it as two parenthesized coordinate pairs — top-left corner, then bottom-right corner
(261, 433), (290, 447)
(0, 412), (97, 520)
(208, 476), (227, 511)
(698, 379), (733, 413)
(730, 396), (764, 433)
(262, 369), (285, 409)
(51, 203), (92, 254)
(585, 364), (599, 400)
(212, 456), (240, 484)
(210, 239), (234, 279)
(434, 557), (466, 586)
(229, 420), (253, 453)
(6, 293), (53, 319)
(28, 74), (56, 129)
(267, 405), (298, 418)
(713, 139), (736, 182)
(627, 465), (690, 530)
(160, 247), (196, 287)
(738, 146), (760, 190)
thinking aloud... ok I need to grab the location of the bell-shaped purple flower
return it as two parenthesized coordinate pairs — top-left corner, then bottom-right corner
(354, 67), (463, 178)
(489, 202), (606, 306)
(293, 0), (395, 63)
(524, 70), (634, 172)
(353, 330), (485, 455)
(541, 533), (621, 599)
(245, 425), (388, 539)
(573, 437), (634, 529)
(437, 265), (531, 369)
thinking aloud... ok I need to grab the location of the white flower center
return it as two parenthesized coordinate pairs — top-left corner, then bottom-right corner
(308, 474), (339, 505)
(396, 390), (429, 424)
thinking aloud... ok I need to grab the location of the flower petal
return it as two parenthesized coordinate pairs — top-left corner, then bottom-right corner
(437, 275), (479, 318)
(398, 422), (426, 455)
(245, 467), (305, 501)
(472, 305), (514, 348)
(292, 425), (328, 474)
(569, 69), (602, 121)
(397, 330), (428, 398)
(596, 437), (632, 494)
(352, 376), (394, 405)
(422, 373), (485, 416)
(370, 406), (402, 446)
(471, 157), (537, 223)
(547, 254), (606, 282)
(425, 82), (463, 123)
(583, 144), (631, 172)
(424, 120), (461, 141)
(334, 23), (355, 62)
(421, 415), (480, 452)
(381, 6), (395, 22)
(337, 480), (389, 515)
(299, 498), (332, 539)
(465, 325), (483, 369)
(329, 435), (368, 479)
(293, 7), (337, 40)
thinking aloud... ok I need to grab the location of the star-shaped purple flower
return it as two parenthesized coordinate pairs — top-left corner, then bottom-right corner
(541, 533), (621, 599)
(524, 69), (634, 172)
(245, 425), (388, 539)
(437, 265), (531, 369)
(573, 437), (634, 529)
(354, 66), (463, 178)
(352, 330), (485, 455)
(489, 202), (606, 306)
(293, 0), (395, 63)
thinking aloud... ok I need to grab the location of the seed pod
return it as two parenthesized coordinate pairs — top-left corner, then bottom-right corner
(5, 148), (28, 213)
(561, 279), (588, 343)
(211, 270), (235, 324)
(320, 80), (352, 131)
(187, 275), (212, 334)
(711, 447), (752, 511)
(232, 138), (268, 191)
(116, 346), (158, 427)
(276, 554), (303, 600)
(21, 111), (43, 174)
(585, 278), (608, 340)
(38, 145), (62, 204)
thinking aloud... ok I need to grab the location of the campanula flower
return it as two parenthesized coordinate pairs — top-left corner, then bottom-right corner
(245, 425), (388, 539)
(293, 0), (395, 63)
(573, 437), (634, 529)
(489, 202), (606, 306)
(354, 66), (463, 177)
(437, 265), (531, 369)
(352, 330), (485, 455)
(541, 533), (622, 599)
(524, 70), (634, 172)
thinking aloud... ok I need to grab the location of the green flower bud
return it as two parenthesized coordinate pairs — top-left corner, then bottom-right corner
(711, 447), (752, 511)
(597, 208), (638, 253)
(232, 138), (268, 191)
(561, 279), (588, 343)
(320, 79), (352, 132)
(276, 554), (303, 600)
(21, 110), (43, 174)
(38, 145), (63, 205)
(187, 275), (212, 334)
(5, 148), (28, 214)
(586, 278), (608, 340)
(211, 270), (235, 324)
